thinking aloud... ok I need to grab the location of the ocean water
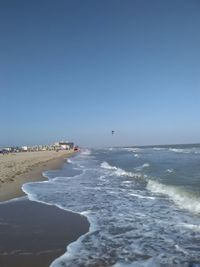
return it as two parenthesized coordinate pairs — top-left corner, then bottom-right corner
(22, 145), (200, 267)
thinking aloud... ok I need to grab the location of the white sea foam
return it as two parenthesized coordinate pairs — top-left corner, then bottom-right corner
(22, 177), (98, 267)
(101, 162), (141, 178)
(147, 180), (200, 214)
(50, 211), (97, 267)
(50, 229), (88, 267)
(168, 148), (186, 153)
(113, 258), (160, 267)
(168, 148), (196, 154)
(19, 147), (200, 266)
(115, 168), (137, 178)
(22, 181), (85, 217)
(175, 244), (188, 255)
(42, 171), (50, 179)
(135, 163), (150, 171)
(80, 149), (91, 155)
(129, 192), (155, 200)
(166, 168), (174, 173)
(122, 147), (141, 152)
(142, 163), (150, 168)
(101, 161), (118, 170)
(179, 223), (200, 232)
(66, 158), (82, 168)
(22, 182), (51, 204)
(167, 147), (200, 155)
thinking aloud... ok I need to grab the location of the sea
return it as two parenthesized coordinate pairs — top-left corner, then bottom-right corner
(22, 144), (200, 267)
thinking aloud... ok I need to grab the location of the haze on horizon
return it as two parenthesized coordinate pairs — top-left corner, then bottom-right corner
(1, 0), (200, 148)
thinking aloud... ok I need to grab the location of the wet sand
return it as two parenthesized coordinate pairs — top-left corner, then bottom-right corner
(0, 198), (89, 267)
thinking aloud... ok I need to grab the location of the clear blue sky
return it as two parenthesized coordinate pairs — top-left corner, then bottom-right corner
(1, 0), (200, 147)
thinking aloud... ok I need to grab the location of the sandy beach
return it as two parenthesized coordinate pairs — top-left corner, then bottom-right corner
(0, 149), (90, 267)
(0, 150), (74, 201)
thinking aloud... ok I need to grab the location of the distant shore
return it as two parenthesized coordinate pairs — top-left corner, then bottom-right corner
(0, 150), (74, 201)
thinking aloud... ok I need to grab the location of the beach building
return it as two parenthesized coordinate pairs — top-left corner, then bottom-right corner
(3, 147), (12, 152)
(1, 141), (75, 154)
(53, 141), (74, 150)
(59, 141), (74, 150)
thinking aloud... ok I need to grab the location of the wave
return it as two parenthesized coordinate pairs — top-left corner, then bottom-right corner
(147, 180), (200, 214)
(142, 163), (150, 168)
(165, 168), (174, 173)
(168, 148), (187, 153)
(168, 147), (200, 154)
(101, 161), (118, 170)
(129, 192), (156, 200)
(21, 171), (94, 267)
(20, 148), (200, 266)
(179, 223), (200, 232)
(67, 158), (73, 163)
(101, 162), (142, 178)
(122, 147), (141, 153)
(80, 149), (91, 155)
(113, 258), (160, 267)
(135, 163), (150, 171)
(22, 186), (94, 267)
(50, 211), (96, 267)
(21, 176), (90, 218)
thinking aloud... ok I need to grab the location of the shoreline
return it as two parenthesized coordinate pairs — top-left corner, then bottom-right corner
(0, 149), (90, 267)
(0, 150), (74, 202)
(0, 198), (89, 267)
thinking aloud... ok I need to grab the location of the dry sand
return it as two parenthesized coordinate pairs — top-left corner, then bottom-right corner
(0, 150), (74, 201)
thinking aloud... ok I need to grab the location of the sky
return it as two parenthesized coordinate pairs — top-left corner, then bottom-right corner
(0, 0), (200, 147)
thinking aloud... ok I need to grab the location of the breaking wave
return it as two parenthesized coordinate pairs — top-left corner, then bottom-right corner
(147, 180), (200, 214)
(101, 162), (141, 178)
(168, 147), (200, 154)
(20, 144), (200, 266)
(80, 149), (91, 155)
(122, 147), (141, 153)
(101, 161), (118, 170)
(169, 148), (187, 153)
(135, 163), (150, 171)
(166, 168), (174, 173)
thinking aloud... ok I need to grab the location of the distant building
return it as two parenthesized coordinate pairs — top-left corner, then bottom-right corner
(3, 147), (12, 152)
(1, 141), (75, 154)
(54, 142), (60, 147)
(57, 141), (74, 150)
(66, 142), (74, 149)
(59, 141), (74, 150)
